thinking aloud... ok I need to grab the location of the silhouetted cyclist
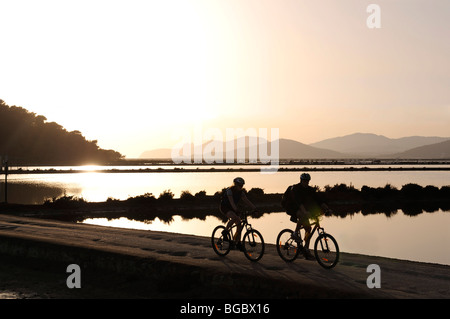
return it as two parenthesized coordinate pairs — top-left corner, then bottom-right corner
(284, 173), (332, 260)
(220, 177), (258, 250)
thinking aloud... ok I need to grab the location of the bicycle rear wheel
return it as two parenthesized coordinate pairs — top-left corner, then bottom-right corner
(242, 229), (264, 262)
(211, 225), (231, 257)
(314, 233), (339, 269)
(276, 229), (301, 262)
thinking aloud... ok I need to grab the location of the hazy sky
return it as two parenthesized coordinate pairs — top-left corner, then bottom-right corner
(0, 0), (449, 157)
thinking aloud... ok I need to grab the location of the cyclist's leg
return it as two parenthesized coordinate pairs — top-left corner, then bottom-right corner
(225, 218), (234, 232)
(225, 210), (242, 242)
(293, 208), (306, 240)
(220, 205), (235, 234)
(296, 214), (315, 260)
(303, 219), (312, 249)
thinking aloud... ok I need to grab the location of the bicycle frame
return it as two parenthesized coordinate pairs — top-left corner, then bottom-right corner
(226, 214), (252, 242)
(212, 211), (265, 262)
(276, 215), (339, 268)
(300, 218), (324, 243)
(305, 219), (336, 258)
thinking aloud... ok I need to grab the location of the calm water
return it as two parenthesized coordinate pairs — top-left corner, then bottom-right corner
(2, 166), (450, 204)
(82, 209), (450, 265)
(2, 166), (449, 265)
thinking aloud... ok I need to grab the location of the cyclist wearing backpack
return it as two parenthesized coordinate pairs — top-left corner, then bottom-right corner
(282, 173), (332, 260)
(220, 177), (258, 249)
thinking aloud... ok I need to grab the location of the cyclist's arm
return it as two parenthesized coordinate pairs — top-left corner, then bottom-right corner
(241, 192), (257, 211)
(298, 203), (309, 216)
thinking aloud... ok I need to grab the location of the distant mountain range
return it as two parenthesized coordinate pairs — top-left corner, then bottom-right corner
(140, 133), (450, 160)
(310, 133), (449, 156)
(393, 140), (450, 159)
(140, 138), (342, 160)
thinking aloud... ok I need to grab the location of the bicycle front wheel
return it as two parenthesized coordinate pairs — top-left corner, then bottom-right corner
(276, 229), (301, 262)
(314, 233), (339, 269)
(242, 229), (265, 262)
(211, 225), (231, 257)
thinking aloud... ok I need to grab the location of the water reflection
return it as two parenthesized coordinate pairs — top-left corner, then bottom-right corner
(0, 181), (82, 205)
(81, 209), (450, 265)
(76, 203), (449, 229)
(330, 201), (450, 218)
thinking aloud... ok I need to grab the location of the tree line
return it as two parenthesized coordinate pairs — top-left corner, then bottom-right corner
(37, 183), (450, 223)
(0, 100), (123, 165)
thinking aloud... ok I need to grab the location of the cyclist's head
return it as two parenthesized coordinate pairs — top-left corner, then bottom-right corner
(300, 173), (311, 182)
(233, 177), (245, 187)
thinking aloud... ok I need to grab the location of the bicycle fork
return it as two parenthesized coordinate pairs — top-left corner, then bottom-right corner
(246, 226), (258, 247)
(317, 227), (331, 253)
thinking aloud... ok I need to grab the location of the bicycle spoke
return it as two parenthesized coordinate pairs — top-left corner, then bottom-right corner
(211, 226), (231, 257)
(243, 229), (264, 262)
(314, 233), (339, 269)
(276, 229), (300, 262)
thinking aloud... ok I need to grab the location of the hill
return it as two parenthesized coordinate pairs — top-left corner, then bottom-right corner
(140, 137), (344, 160)
(141, 133), (450, 160)
(0, 100), (124, 165)
(278, 138), (344, 159)
(310, 133), (449, 156)
(392, 140), (450, 159)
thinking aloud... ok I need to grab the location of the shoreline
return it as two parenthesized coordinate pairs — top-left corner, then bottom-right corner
(0, 183), (450, 219)
(1, 181), (449, 222)
(2, 166), (450, 175)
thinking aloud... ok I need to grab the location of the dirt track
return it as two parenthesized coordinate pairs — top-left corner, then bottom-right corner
(0, 214), (448, 299)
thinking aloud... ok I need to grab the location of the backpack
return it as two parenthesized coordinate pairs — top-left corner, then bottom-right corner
(281, 185), (294, 210)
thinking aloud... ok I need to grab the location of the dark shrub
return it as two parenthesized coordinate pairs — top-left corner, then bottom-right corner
(126, 193), (156, 204)
(158, 190), (174, 201)
(440, 186), (450, 199)
(247, 187), (265, 200)
(401, 183), (423, 199)
(194, 190), (207, 199)
(423, 185), (440, 198)
(180, 190), (195, 201)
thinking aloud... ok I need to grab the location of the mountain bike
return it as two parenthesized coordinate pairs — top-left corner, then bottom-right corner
(276, 216), (339, 269)
(211, 211), (265, 262)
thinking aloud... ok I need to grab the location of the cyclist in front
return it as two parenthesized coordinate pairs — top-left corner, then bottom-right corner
(220, 177), (258, 250)
(285, 173), (332, 260)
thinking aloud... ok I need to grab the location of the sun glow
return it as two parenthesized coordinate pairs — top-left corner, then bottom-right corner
(80, 165), (102, 172)
(0, 1), (448, 157)
(0, 0), (223, 154)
